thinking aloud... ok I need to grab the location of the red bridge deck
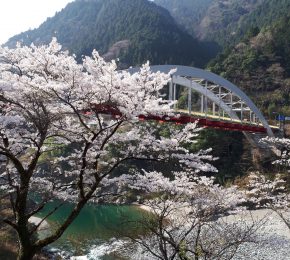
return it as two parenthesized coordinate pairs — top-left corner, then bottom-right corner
(139, 114), (271, 133)
(87, 104), (278, 133)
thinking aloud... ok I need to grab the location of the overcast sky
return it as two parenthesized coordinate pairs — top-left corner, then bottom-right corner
(0, 0), (74, 44)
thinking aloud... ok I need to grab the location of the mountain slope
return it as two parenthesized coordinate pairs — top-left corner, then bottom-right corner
(154, 0), (214, 37)
(197, 0), (264, 45)
(230, 0), (290, 44)
(208, 15), (290, 117)
(6, 0), (209, 67)
(205, 0), (290, 47)
(155, 0), (290, 48)
(154, 0), (263, 44)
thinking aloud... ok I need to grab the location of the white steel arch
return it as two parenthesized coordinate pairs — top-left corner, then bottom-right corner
(127, 65), (274, 137)
(173, 76), (241, 121)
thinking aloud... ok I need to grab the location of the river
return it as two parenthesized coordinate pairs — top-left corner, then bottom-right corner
(36, 201), (148, 259)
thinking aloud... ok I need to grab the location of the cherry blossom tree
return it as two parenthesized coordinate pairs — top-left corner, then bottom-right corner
(244, 172), (287, 208)
(260, 137), (290, 231)
(0, 39), (216, 259)
(243, 171), (290, 230)
(261, 137), (290, 168)
(117, 171), (262, 260)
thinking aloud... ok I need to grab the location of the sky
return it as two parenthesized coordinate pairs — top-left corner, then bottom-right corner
(0, 0), (74, 44)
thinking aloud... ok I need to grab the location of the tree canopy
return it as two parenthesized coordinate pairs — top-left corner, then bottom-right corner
(0, 39), (216, 259)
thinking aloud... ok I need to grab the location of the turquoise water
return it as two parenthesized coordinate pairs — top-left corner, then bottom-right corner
(36, 202), (147, 255)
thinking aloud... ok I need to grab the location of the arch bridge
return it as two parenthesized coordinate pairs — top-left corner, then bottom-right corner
(127, 65), (279, 138)
(92, 65), (279, 147)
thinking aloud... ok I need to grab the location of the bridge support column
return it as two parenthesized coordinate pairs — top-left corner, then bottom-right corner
(173, 83), (177, 110)
(169, 77), (173, 101)
(241, 102), (243, 121)
(205, 81), (208, 118)
(230, 91), (233, 122)
(218, 86), (221, 119)
(188, 82), (192, 114)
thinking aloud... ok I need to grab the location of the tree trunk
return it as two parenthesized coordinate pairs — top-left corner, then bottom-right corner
(17, 224), (37, 260)
(16, 173), (36, 260)
(17, 245), (36, 260)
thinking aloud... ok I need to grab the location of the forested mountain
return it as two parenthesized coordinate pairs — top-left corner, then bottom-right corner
(154, 0), (290, 48)
(208, 15), (290, 117)
(228, 0), (290, 45)
(153, 0), (214, 37)
(154, 0), (264, 45)
(197, 0), (264, 45)
(6, 0), (210, 67)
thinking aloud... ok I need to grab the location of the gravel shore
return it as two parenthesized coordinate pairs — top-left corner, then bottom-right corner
(28, 216), (50, 231)
(138, 205), (290, 260)
(220, 209), (290, 260)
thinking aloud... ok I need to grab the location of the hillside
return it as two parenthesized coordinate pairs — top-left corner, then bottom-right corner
(6, 0), (210, 67)
(155, 0), (290, 49)
(197, 0), (264, 45)
(154, 0), (264, 45)
(229, 0), (290, 44)
(153, 0), (214, 37)
(208, 15), (290, 118)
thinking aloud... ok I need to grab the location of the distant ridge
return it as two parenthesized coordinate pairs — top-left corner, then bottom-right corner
(6, 0), (210, 67)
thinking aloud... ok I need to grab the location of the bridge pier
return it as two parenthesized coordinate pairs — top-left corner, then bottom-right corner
(174, 83), (177, 109)
(169, 78), (173, 101)
(188, 82), (192, 114)
(205, 81), (208, 118)
(201, 94), (204, 113)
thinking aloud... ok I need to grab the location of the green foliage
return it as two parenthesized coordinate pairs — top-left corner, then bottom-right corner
(155, 0), (263, 45)
(156, 0), (290, 53)
(208, 14), (290, 117)
(233, 0), (290, 44)
(205, 0), (265, 46)
(244, 26), (260, 41)
(6, 0), (208, 67)
(154, 0), (221, 58)
(187, 0), (290, 48)
(190, 129), (245, 183)
(154, 0), (214, 36)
